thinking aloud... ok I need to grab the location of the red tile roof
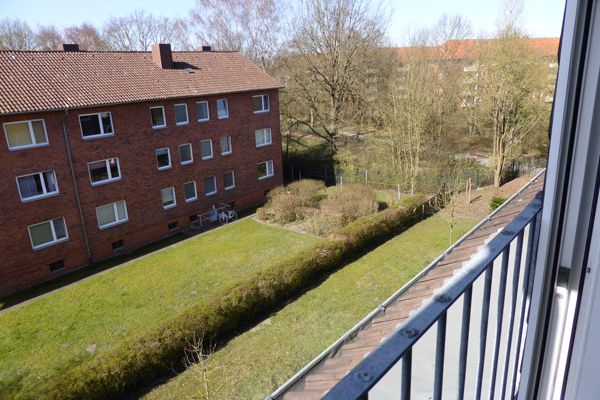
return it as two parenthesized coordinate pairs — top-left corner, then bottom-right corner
(0, 50), (283, 115)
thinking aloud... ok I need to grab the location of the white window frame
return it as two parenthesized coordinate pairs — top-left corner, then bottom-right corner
(96, 200), (129, 229)
(88, 158), (121, 186)
(258, 160), (274, 180)
(174, 103), (189, 126)
(217, 99), (229, 119)
(196, 101), (210, 122)
(179, 143), (194, 165)
(224, 170), (236, 190)
(200, 139), (214, 160)
(204, 176), (217, 196)
(255, 128), (272, 148)
(161, 187), (177, 209)
(252, 94), (270, 114)
(3, 119), (49, 150)
(155, 147), (172, 170)
(79, 112), (114, 140)
(221, 135), (232, 155)
(28, 217), (69, 250)
(183, 181), (198, 202)
(150, 106), (167, 129)
(16, 170), (59, 202)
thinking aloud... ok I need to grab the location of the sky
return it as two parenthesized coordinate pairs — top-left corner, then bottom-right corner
(0, 0), (566, 45)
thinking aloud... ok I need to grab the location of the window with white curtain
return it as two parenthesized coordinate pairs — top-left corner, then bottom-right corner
(96, 200), (128, 229)
(161, 187), (176, 209)
(28, 217), (68, 249)
(4, 119), (48, 150)
(88, 158), (121, 185)
(255, 128), (272, 147)
(16, 170), (59, 201)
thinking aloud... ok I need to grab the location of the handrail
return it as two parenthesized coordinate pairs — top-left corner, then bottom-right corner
(266, 169), (545, 400)
(322, 193), (543, 399)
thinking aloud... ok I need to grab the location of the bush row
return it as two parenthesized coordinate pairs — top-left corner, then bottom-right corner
(36, 195), (439, 400)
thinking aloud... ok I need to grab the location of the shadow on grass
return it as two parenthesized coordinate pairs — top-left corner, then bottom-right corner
(0, 205), (261, 312)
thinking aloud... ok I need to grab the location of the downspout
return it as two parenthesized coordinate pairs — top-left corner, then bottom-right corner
(62, 108), (92, 263)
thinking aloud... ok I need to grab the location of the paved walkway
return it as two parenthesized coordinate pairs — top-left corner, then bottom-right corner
(280, 175), (545, 400)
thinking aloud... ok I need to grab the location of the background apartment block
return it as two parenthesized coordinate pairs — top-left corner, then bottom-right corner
(0, 44), (283, 295)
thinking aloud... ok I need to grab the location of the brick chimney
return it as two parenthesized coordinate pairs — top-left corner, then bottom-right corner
(152, 43), (173, 69)
(57, 44), (80, 52)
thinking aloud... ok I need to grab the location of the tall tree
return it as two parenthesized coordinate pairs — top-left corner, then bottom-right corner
(35, 25), (63, 51)
(103, 10), (176, 51)
(0, 18), (35, 50)
(283, 0), (386, 153)
(64, 23), (107, 50)
(189, 0), (285, 71)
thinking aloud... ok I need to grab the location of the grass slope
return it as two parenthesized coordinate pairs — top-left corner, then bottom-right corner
(0, 219), (318, 398)
(145, 215), (478, 400)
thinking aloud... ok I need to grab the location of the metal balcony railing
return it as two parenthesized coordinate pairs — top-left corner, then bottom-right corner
(322, 193), (543, 400)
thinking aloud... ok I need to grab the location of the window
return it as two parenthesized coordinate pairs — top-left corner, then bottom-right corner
(196, 101), (210, 121)
(257, 160), (274, 179)
(217, 99), (229, 119)
(79, 112), (113, 139)
(255, 128), (272, 147)
(28, 217), (68, 250)
(155, 148), (172, 170)
(49, 260), (65, 272)
(4, 119), (48, 150)
(200, 139), (213, 160)
(161, 187), (176, 209)
(150, 106), (166, 128)
(88, 158), (121, 185)
(96, 200), (128, 229)
(252, 94), (270, 113)
(174, 104), (189, 125)
(184, 181), (198, 202)
(220, 135), (232, 155)
(111, 240), (124, 251)
(204, 176), (217, 196)
(16, 170), (59, 201)
(168, 221), (178, 231)
(224, 170), (235, 190)
(179, 143), (193, 165)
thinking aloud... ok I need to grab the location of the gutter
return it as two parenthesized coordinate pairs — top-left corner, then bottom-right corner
(62, 109), (92, 262)
(266, 168), (546, 400)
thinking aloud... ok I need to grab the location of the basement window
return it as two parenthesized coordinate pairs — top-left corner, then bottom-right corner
(79, 112), (114, 139)
(150, 106), (166, 128)
(168, 221), (178, 231)
(49, 260), (65, 272)
(111, 240), (124, 251)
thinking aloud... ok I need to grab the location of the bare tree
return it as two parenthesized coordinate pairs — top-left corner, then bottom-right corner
(189, 0), (285, 71)
(283, 0), (387, 153)
(432, 174), (463, 245)
(103, 10), (176, 51)
(185, 336), (225, 400)
(35, 25), (63, 51)
(0, 18), (35, 50)
(64, 23), (108, 50)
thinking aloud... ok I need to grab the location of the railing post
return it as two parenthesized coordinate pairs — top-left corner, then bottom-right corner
(434, 312), (447, 400)
(401, 348), (412, 400)
(489, 247), (510, 400)
(476, 265), (494, 399)
(458, 286), (473, 400)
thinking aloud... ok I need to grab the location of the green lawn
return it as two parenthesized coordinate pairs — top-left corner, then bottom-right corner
(0, 219), (319, 398)
(144, 215), (478, 400)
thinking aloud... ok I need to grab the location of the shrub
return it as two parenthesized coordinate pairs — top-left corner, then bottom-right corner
(37, 195), (438, 400)
(268, 192), (301, 223)
(490, 196), (507, 211)
(255, 207), (266, 221)
(320, 184), (378, 225)
(286, 179), (326, 208)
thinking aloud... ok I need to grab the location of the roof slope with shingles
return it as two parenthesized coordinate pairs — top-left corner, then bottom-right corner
(0, 50), (283, 115)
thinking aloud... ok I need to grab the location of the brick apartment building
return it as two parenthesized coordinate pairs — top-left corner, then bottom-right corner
(0, 44), (283, 295)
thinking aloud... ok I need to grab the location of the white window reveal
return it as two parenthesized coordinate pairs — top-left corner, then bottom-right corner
(252, 94), (270, 113)
(255, 128), (272, 147)
(161, 187), (177, 209)
(204, 176), (217, 196)
(258, 160), (274, 179)
(79, 112), (114, 139)
(88, 158), (121, 186)
(224, 170), (235, 190)
(196, 101), (210, 122)
(217, 99), (229, 119)
(150, 106), (166, 128)
(179, 143), (193, 165)
(174, 103), (189, 125)
(184, 181), (198, 202)
(16, 170), (59, 202)
(28, 217), (68, 250)
(4, 119), (48, 150)
(200, 139), (213, 160)
(220, 135), (232, 155)
(156, 148), (172, 170)
(96, 200), (128, 229)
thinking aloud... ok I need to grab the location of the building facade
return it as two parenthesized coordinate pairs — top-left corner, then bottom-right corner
(0, 44), (283, 295)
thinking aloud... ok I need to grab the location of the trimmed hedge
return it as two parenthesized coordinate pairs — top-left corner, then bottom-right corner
(35, 195), (439, 400)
